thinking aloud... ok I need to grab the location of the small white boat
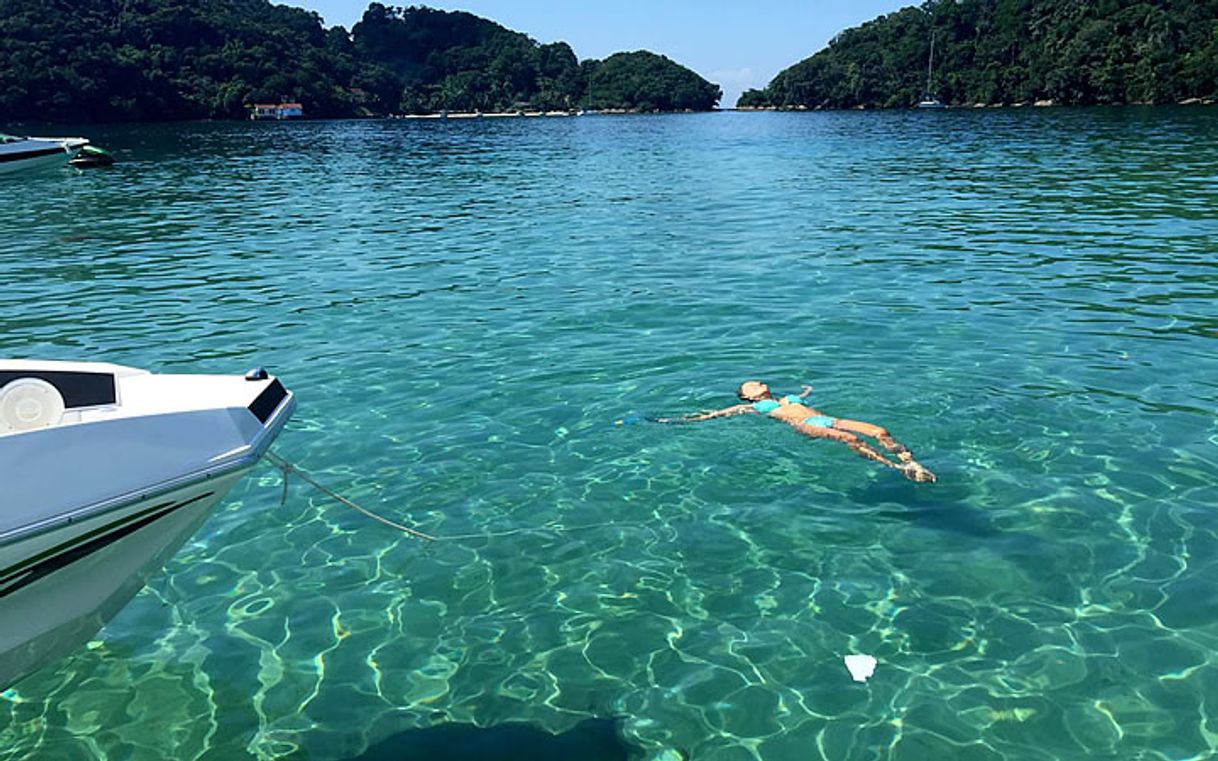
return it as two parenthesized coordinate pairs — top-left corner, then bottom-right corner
(916, 32), (946, 109)
(0, 360), (295, 689)
(0, 134), (90, 174)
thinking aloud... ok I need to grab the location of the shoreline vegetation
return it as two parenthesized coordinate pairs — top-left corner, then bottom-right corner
(733, 98), (1217, 111)
(391, 108), (709, 119)
(3, 1), (1216, 123)
(0, 1), (720, 123)
(738, 0), (1218, 110)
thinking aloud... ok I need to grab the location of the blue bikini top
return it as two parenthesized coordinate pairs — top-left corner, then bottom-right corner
(752, 395), (805, 413)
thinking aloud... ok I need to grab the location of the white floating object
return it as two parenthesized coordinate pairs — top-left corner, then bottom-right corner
(844, 654), (877, 683)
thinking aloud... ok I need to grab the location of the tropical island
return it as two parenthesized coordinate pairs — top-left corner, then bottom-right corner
(0, 1), (722, 122)
(738, 0), (1218, 110)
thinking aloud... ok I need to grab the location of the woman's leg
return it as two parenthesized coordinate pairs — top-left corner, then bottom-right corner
(827, 419), (937, 483)
(794, 424), (900, 470)
(832, 419), (911, 459)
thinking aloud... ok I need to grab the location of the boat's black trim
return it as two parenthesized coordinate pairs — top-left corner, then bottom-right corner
(0, 492), (213, 600)
(0, 370), (116, 408)
(0, 146), (65, 163)
(248, 379), (286, 423)
(0, 498), (174, 584)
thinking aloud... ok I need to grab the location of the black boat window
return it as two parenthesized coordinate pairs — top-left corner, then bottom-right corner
(0, 370), (116, 408)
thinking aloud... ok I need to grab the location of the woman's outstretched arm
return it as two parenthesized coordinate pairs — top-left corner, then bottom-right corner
(655, 404), (754, 423)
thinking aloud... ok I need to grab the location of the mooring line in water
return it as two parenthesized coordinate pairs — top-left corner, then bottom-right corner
(268, 452), (631, 544)
(268, 451), (438, 541)
(437, 521), (625, 541)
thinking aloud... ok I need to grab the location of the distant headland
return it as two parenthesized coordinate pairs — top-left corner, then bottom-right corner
(737, 0), (1218, 110)
(0, 1), (721, 123)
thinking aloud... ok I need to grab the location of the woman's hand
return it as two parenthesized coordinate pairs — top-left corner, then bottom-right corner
(800, 385), (813, 398)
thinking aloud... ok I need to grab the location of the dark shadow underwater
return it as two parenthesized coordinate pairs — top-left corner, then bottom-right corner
(322, 717), (650, 761)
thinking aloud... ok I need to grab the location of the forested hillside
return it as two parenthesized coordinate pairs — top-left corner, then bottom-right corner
(738, 0), (1218, 109)
(584, 51), (722, 112)
(0, 0), (378, 120)
(354, 5), (719, 113)
(0, 0), (720, 122)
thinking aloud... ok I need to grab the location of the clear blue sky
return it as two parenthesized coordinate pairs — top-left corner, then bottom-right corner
(285, 1), (911, 106)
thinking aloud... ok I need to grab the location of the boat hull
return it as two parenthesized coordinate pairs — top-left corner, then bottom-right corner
(0, 360), (294, 689)
(0, 470), (246, 688)
(0, 138), (87, 174)
(0, 148), (77, 174)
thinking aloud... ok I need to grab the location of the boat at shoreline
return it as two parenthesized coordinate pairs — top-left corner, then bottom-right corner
(0, 134), (90, 173)
(917, 33), (946, 109)
(0, 360), (295, 689)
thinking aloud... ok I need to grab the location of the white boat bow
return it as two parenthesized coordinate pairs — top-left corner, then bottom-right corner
(0, 135), (91, 174)
(0, 360), (295, 689)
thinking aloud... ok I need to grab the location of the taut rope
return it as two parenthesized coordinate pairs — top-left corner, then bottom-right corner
(267, 451), (437, 541)
(266, 451), (624, 543)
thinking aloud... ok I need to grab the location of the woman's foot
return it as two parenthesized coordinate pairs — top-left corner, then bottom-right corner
(899, 460), (937, 483)
(878, 434), (911, 457)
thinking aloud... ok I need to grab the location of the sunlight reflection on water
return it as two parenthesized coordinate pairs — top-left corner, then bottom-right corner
(2, 109), (1217, 761)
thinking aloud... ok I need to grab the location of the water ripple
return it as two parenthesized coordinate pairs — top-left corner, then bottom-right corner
(2, 109), (1218, 761)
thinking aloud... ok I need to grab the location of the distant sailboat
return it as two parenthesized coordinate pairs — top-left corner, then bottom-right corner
(917, 32), (946, 109)
(578, 75), (599, 116)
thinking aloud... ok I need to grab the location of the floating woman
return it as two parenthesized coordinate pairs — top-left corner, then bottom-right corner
(655, 380), (937, 483)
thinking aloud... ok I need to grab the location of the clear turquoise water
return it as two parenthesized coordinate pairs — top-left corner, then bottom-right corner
(2, 109), (1217, 761)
